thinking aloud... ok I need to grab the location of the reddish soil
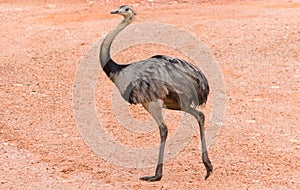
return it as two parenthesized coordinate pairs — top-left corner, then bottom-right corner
(1, 0), (299, 189)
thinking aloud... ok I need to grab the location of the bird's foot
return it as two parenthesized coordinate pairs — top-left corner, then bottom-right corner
(139, 175), (162, 182)
(204, 161), (213, 180)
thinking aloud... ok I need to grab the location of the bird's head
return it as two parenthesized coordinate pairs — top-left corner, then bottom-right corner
(111, 5), (136, 20)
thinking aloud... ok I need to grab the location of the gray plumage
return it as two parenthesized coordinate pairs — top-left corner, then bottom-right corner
(115, 55), (209, 108)
(99, 5), (213, 181)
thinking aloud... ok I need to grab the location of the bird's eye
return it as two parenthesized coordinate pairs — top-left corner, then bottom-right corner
(125, 8), (129, 11)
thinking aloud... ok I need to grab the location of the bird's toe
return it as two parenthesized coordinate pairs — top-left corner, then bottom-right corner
(140, 175), (162, 182)
(204, 162), (213, 180)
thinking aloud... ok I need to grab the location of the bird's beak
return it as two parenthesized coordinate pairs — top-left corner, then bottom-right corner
(110, 10), (119, 14)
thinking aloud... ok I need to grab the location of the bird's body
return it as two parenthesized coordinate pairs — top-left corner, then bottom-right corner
(99, 5), (213, 181)
(110, 55), (209, 109)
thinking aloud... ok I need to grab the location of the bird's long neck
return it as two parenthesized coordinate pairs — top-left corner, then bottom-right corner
(100, 17), (132, 78)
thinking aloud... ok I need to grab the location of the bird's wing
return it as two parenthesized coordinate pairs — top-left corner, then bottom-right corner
(151, 55), (210, 106)
(115, 55), (209, 106)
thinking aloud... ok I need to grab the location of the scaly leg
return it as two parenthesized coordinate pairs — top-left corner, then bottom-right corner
(185, 108), (213, 179)
(140, 100), (168, 182)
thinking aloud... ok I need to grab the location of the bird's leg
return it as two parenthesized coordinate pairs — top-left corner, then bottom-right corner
(186, 108), (213, 179)
(140, 123), (168, 181)
(198, 111), (213, 179)
(140, 100), (167, 182)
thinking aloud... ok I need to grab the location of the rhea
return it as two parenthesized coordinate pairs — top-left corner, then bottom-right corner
(100, 5), (213, 181)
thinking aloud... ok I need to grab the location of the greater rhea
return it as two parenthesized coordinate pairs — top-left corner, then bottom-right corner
(99, 5), (213, 181)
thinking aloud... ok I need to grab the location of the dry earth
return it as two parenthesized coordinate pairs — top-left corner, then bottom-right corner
(0, 0), (299, 189)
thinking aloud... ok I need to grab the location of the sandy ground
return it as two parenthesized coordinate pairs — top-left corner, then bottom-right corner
(1, 0), (299, 189)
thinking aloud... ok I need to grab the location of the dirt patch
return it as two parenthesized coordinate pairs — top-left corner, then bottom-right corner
(1, 0), (299, 189)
